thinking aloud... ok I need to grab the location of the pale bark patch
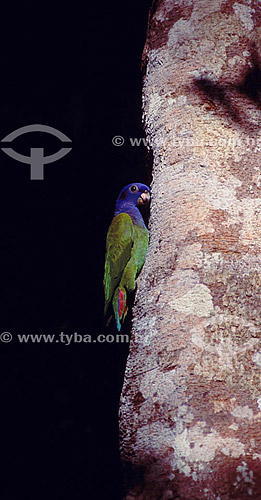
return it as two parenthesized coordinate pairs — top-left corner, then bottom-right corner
(170, 283), (214, 317)
(233, 2), (255, 31)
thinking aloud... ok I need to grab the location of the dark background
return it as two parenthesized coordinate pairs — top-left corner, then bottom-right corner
(0, 2), (152, 499)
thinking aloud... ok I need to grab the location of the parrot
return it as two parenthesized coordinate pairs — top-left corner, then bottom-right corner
(103, 183), (151, 331)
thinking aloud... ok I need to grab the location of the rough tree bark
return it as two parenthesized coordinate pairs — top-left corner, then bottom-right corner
(119, 1), (261, 499)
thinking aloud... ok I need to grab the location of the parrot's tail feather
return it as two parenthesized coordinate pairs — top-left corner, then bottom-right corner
(104, 303), (108, 317)
(113, 287), (128, 331)
(116, 316), (121, 332)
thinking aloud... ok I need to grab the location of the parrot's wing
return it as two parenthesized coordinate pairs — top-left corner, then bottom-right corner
(103, 213), (133, 315)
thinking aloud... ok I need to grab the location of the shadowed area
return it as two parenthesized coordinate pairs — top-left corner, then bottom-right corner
(193, 46), (261, 132)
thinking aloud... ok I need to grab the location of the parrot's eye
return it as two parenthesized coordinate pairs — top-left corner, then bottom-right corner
(130, 185), (137, 192)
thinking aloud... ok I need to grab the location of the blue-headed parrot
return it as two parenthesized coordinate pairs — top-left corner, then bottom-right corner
(103, 183), (151, 331)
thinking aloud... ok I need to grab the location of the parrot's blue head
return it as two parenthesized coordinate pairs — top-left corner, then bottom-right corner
(116, 183), (151, 207)
(115, 183), (151, 226)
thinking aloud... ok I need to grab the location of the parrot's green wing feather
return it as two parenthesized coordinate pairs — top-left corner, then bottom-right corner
(111, 224), (149, 331)
(103, 213), (133, 315)
(120, 224), (149, 292)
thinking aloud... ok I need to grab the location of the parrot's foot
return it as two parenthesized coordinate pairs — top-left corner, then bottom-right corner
(106, 314), (113, 327)
(122, 305), (128, 323)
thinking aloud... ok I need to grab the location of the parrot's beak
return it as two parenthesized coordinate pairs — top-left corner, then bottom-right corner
(137, 190), (151, 206)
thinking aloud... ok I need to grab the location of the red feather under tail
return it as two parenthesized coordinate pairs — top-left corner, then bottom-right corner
(116, 288), (128, 331)
(112, 287), (128, 331)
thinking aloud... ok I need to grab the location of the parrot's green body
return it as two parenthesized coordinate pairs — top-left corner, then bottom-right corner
(103, 183), (150, 331)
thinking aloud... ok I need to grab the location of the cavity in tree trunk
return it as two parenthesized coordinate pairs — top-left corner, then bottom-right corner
(119, 1), (261, 499)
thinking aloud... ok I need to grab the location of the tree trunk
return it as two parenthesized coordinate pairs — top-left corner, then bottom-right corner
(119, 1), (261, 499)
